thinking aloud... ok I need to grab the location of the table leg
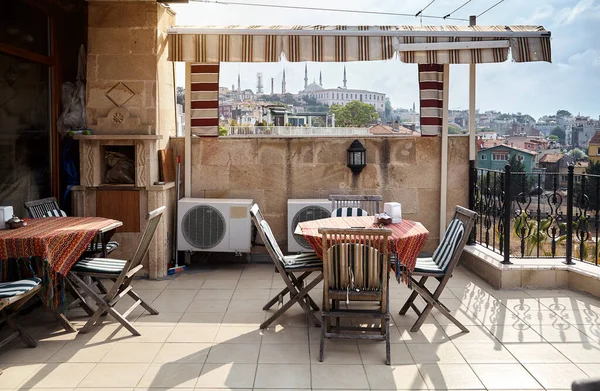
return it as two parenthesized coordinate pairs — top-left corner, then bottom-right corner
(53, 312), (77, 333)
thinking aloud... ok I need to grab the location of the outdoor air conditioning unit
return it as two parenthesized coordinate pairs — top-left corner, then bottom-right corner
(178, 198), (253, 253)
(287, 199), (332, 253)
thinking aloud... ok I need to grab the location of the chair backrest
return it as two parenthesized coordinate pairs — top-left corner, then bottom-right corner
(319, 227), (391, 293)
(331, 207), (369, 217)
(24, 197), (61, 218)
(249, 204), (286, 268)
(434, 206), (477, 274)
(329, 195), (382, 216)
(43, 209), (67, 217)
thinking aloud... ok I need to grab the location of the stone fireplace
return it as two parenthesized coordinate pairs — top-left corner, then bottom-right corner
(72, 0), (177, 278)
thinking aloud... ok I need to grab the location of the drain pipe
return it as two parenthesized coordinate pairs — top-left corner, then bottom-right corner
(184, 62), (192, 198)
(440, 64), (450, 239)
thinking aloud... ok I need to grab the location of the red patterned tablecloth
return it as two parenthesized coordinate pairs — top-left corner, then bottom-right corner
(0, 217), (121, 275)
(296, 216), (429, 276)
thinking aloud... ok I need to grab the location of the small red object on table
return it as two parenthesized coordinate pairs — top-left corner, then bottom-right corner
(0, 217), (122, 311)
(296, 216), (429, 284)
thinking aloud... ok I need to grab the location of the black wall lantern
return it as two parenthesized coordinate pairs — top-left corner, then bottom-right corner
(347, 139), (366, 174)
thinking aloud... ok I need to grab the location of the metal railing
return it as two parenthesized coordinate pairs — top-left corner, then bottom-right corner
(225, 126), (370, 136)
(469, 162), (600, 266)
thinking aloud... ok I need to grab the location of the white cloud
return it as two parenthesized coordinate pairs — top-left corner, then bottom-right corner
(171, 0), (600, 118)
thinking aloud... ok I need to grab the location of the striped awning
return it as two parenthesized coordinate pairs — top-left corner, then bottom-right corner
(168, 25), (551, 64)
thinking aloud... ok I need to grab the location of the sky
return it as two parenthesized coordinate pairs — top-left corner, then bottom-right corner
(170, 0), (600, 120)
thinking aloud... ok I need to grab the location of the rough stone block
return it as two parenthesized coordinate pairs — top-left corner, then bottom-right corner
(500, 269), (522, 289)
(289, 139), (314, 164)
(130, 28), (157, 55)
(389, 162), (440, 189)
(97, 54), (157, 81)
(88, 27), (130, 55)
(382, 188), (418, 214)
(258, 139), (288, 165)
(229, 164), (285, 191)
(88, 2), (157, 29)
(199, 138), (258, 166)
(359, 164), (382, 189)
(290, 164), (346, 192)
(191, 165), (230, 192)
(522, 270), (556, 288)
(416, 137), (440, 164)
(314, 138), (349, 164)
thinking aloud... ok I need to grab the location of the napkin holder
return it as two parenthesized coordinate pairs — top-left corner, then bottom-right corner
(384, 202), (402, 223)
(0, 206), (13, 230)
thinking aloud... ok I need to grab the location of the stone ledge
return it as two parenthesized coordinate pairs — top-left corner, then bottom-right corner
(461, 244), (600, 298)
(74, 134), (163, 140)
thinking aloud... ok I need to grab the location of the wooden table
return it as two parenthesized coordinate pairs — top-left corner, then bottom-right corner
(0, 217), (122, 331)
(295, 216), (429, 281)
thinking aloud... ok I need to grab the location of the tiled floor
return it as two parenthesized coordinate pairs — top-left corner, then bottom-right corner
(1, 263), (600, 390)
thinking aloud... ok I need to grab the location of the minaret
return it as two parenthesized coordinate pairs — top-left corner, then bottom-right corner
(343, 65), (347, 88)
(282, 69), (286, 94)
(237, 73), (241, 92)
(271, 78), (274, 95)
(319, 71), (322, 86)
(304, 64), (309, 89)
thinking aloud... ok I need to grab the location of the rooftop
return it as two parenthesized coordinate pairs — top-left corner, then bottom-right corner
(1, 263), (598, 390)
(539, 153), (564, 163)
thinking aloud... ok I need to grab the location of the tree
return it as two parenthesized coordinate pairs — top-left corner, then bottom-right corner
(281, 93), (297, 105)
(311, 117), (325, 127)
(568, 148), (587, 161)
(329, 100), (379, 127)
(176, 87), (185, 112)
(384, 98), (392, 121)
(548, 135), (558, 141)
(556, 110), (572, 118)
(550, 126), (566, 144)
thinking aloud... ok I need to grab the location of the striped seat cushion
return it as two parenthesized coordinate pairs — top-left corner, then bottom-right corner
(332, 207), (369, 217)
(86, 240), (120, 253)
(432, 219), (465, 273)
(72, 258), (127, 274)
(0, 278), (41, 298)
(283, 252), (322, 269)
(43, 209), (67, 217)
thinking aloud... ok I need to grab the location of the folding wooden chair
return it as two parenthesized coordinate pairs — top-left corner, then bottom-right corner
(24, 197), (61, 218)
(0, 278), (42, 348)
(398, 206), (477, 332)
(319, 227), (392, 365)
(249, 204), (323, 329)
(67, 206), (165, 336)
(329, 195), (382, 216)
(331, 207), (369, 217)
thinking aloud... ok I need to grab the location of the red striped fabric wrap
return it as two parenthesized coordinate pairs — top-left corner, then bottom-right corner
(190, 64), (220, 136)
(297, 216), (429, 282)
(419, 64), (445, 137)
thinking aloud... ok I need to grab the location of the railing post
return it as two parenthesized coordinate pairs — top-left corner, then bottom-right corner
(565, 164), (575, 265)
(468, 160), (476, 245)
(502, 164), (512, 264)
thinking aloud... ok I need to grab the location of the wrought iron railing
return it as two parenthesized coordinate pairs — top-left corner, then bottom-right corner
(469, 162), (600, 266)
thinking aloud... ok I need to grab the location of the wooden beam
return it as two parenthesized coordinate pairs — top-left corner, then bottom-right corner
(0, 43), (53, 66)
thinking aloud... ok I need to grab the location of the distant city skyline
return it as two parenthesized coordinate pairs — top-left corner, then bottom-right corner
(172, 0), (600, 119)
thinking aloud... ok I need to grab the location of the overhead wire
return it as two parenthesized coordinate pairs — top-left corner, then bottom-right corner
(477, 0), (504, 17)
(191, 0), (469, 22)
(415, 0), (438, 17)
(443, 0), (473, 19)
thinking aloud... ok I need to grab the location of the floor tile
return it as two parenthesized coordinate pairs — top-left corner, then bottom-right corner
(206, 343), (260, 364)
(116, 326), (174, 343)
(443, 324), (497, 343)
(101, 342), (162, 363)
(235, 279), (273, 290)
(231, 289), (272, 300)
(133, 312), (183, 327)
(311, 364), (369, 389)
(153, 343), (211, 364)
(418, 363), (484, 390)
(152, 290), (198, 313)
(552, 342), (600, 363)
(0, 363), (42, 388)
(524, 363), (589, 389)
(364, 364), (428, 390)
(0, 340), (67, 364)
(518, 309), (566, 325)
(226, 299), (268, 313)
(200, 280), (239, 290)
(178, 312), (224, 326)
(485, 324), (546, 343)
(572, 323), (600, 343)
(213, 326), (262, 344)
(78, 363), (150, 388)
(259, 343), (310, 364)
(221, 311), (266, 326)
(504, 342), (570, 363)
(47, 341), (115, 363)
(195, 363), (256, 389)
(453, 341), (517, 363)
(577, 363), (600, 377)
(137, 363), (203, 388)
(185, 299), (230, 313)
(262, 326), (308, 344)
(407, 342), (466, 364)
(254, 363), (311, 389)
(194, 289), (234, 300)
(22, 363), (95, 388)
(396, 324), (450, 344)
(166, 325), (219, 343)
(165, 278), (205, 290)
(134, 279), (171, 290)
(357, 341), (413, 365)
(311, 342), (362, 364)
(470, 363), (542, 389)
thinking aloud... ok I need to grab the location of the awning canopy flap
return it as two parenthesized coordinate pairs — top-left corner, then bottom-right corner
(167, 25), (551, 64)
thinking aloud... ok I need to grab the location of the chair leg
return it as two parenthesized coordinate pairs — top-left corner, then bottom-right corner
(319, 314), (326, 362)
(385, 316), (390, 365)
(1, 312), (37, 348)
(126, 289), (159, 315)
(399, 276), (427, 315)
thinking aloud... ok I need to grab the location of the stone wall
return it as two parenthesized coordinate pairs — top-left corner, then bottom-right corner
(172, 135), (469, 252)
